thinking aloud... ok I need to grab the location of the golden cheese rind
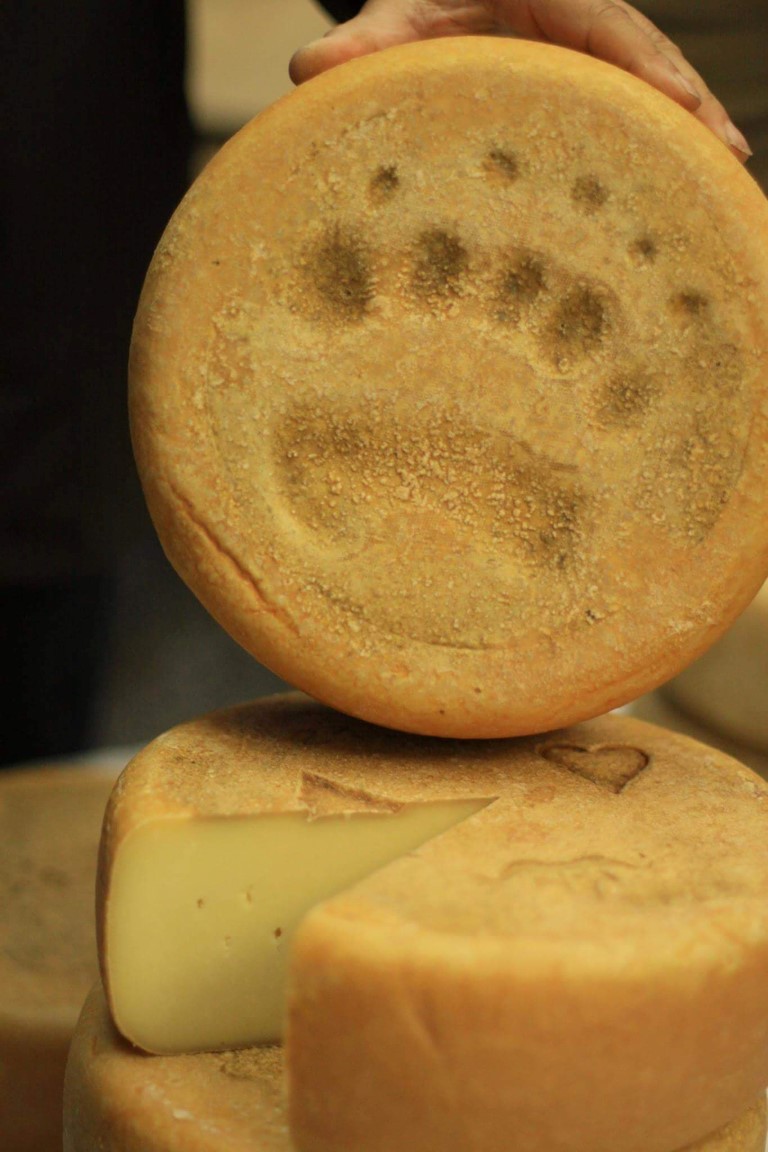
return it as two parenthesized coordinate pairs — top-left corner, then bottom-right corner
(64, 985), (289, 1152)
(63, 985), (766, 1152)
(0, 765), (114, 1152)
(98, 693), (768, 1149)
(130, 36), (768, 738)
(266, 700), (768, 1152)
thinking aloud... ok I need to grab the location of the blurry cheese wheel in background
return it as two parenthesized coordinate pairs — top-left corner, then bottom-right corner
(96, 693), (768, 1152)
(662, 582), (768, 754)
(626, 691), (768, 780)
(0, 765), (115, 1152)
(130, 36), (768, 739)
(63, 987), (767, 1152)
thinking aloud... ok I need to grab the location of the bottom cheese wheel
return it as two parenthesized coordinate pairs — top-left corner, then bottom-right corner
(0, 765), (115, 1152)
(63, 986), (766, 1152)
(663, 582), (768, 755)
(64, 985), (288, 1152)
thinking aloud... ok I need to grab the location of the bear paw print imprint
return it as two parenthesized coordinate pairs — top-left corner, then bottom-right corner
(571, 174), (609, 211)
(412, 228), (468, 298)
(272, 400), (588, 576)
(301, 217), (619, 377)
(308, 226), (374, 322)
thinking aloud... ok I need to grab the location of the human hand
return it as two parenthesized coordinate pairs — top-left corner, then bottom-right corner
(289, 0), (751, 162)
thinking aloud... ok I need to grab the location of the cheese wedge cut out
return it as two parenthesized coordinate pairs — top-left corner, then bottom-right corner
(104, 799), (486, 1052)
(64, 986), (768, 1152)
(129, 36), (768, 739)
(98, 695), (491, 1053)
(0, 764), (114, 1152)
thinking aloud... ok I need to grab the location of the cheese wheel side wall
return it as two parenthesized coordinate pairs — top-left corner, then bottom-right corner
(287, 908), (768, 1152)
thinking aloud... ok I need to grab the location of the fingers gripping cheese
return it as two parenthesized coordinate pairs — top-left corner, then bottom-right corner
(129, 37), (768, 738)
(98, 695), (768, 1152)
(64, 986), (767, 1152)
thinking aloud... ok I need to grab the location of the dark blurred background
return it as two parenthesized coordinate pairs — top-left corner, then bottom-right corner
(2, 1), (766, 764)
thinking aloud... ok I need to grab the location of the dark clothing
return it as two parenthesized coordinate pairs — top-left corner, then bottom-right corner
(2, 1), (192, 586)
(2, 3), (191, 762)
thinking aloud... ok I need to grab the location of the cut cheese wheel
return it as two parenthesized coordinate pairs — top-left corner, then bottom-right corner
(97, 694), (768, 1152)
(626, 692), (768, 780)
(129, 36), (768, 738)
(281, 707), (768, 1152)
(663, 582), (768, 754)
(0, 765), (115, 1152)
(63, 986), (767, 1152)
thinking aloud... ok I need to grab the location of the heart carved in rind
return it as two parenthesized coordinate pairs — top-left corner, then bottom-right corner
(538, 743), (650, 794)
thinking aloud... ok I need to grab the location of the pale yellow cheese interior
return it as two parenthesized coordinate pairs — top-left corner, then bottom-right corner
(107, 799), (486, 1053)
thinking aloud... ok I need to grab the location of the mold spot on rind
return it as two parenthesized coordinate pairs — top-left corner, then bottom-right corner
(671, 290), (709, 317)
(370, 165), (400, 200)
(309, 225), (375, 321)
(550, 285), (610, 358)
(412, 228), (468, 297)
(487, 148), (520, 180)
(571, 175), (609, 209)
(496, 251), (547, 320)
(630, 236), (657, 262)
(596, 371), (657, 425)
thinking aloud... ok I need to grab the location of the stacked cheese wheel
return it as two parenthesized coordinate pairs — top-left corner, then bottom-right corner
(65, 35), (768, 1152)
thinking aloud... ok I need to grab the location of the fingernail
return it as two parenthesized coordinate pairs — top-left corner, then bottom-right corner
(723, 119), (753, 157)
(670, 65), (701, 105)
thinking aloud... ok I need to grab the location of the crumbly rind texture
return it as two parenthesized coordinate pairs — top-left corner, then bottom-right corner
(63, 987), (765, 1152)
(0, 766), (114, 1152)
(64, 985), (290, 1152)
(129, 37), (768, 738)
(282, 706), (768, 1152)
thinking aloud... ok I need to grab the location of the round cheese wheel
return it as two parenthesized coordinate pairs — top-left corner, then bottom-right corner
(626, 691), (768, 779)
(280, 707), (768, 1152)
(130, 36), (768, 738)
(663, 582), (768, 754)
(63, 986), (765, 1152)
(0, 765), (114, 1152)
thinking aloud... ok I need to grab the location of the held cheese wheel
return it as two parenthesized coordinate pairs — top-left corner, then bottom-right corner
(663, 582), (768, 754)
(0, 765), (114, 1152)
(97, 694), (768, 1152)
(129, 36), (768, 738)
(63, 987), (767, 1152)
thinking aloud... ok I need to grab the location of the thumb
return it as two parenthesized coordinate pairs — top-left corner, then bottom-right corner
(290, 0), (432, 85)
